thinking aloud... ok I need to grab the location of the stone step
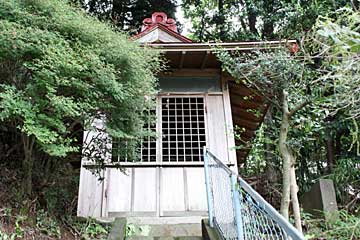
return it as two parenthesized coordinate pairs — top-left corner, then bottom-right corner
(126, 223), (202, 238)
(108, 218), (203, 240)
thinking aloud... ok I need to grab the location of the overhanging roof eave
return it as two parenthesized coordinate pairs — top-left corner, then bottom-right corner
(142, 39), (297, 52)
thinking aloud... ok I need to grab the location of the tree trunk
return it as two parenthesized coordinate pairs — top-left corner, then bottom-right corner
(325, 117), (335, 173)
(22, 134), (35, 197)
(335, 128), (345, 160)
(299, 150), (309, 185)
(262, 0), (274, 39)
(44, 157), (52, 184)
(325, 133), (335, 172)
(279, 90), (291, 220)
(290, 154), (302, 233)
(264, 108), (277, 184)
(245, 1), (257, 36)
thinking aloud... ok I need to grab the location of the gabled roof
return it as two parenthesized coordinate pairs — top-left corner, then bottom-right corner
(131, 12), (192, 43)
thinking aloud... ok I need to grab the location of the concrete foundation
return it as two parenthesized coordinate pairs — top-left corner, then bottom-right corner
(201, 219), (220, 240)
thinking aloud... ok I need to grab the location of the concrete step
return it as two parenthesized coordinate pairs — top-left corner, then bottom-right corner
(126, 223), (202, 238)
(126, 216), (205, 225)
(108, 218), (203, 240)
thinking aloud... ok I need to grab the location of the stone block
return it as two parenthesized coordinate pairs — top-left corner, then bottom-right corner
(108, 217), (127, 240)
(301, 179), (338, 222)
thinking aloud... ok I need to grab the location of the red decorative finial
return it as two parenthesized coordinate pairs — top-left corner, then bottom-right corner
(290, 43), (299, 54)
(141, 12), (178, 33)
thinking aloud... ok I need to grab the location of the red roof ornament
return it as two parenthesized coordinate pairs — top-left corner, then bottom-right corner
(132, 12), (192, 43)
(141, 12), (178, 33)
(290, 43), (299, 54)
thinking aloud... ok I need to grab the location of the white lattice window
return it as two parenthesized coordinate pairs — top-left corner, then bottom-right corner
(113, 95), (207, 164)
(161, 96), (206, 162)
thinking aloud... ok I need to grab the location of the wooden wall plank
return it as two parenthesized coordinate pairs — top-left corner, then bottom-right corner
(133, 168), (157, 212)
(77, 167), (104, 217)
(230, 94), (263, 109)
(160, 168), (185, 213)
(231, 106), (262, 121)
(222, 79), (237, 168)
(106, 169), (132, 213)
(232, 116), (259, 131)
(206, 95), (229, 163)
(186, 168), (207, 211)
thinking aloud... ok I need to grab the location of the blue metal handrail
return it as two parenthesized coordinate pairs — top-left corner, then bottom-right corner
(203, 147), (304, 240)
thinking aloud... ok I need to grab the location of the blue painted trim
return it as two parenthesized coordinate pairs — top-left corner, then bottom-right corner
(231, 174), (244, 240)
(203, 147), (214, 228)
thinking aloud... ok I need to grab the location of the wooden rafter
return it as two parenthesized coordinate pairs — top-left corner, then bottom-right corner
(179, 51), (186, 69)
(201, 51), (210, 69)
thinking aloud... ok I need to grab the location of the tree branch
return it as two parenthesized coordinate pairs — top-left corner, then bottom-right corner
(288, 99), (310, 118)
(235, 68), (282, 110)
(282, 90), (290, 116)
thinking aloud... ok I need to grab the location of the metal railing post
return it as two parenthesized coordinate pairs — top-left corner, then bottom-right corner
(203, 149), (304, 240)
(231, 174), (244, 240)
(203, 147), (214, 228)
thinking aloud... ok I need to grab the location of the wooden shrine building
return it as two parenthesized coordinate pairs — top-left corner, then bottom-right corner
(77, 12), (296, 219)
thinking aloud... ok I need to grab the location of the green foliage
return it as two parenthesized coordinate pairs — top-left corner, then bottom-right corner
(1, 208), (108, 239)
(277, 0), (352, 38)
(327, 157), (360, 209)
(14, 215), (26, 238)
(298, 9), (360, 206)
(304, 210), (360, 240)
(69, 217), (109, 239)
(182, 0), (352, 41)
(309, 8), (360, 119)
(217, 48), (316, 115)
(83, 220), (108, 239)
(218, 7), (360, 220)
(0, 232), (16, 240)
(182, 0), (234, 41)
(242, 124), (279, 176)
(0, 209), (25, 240)
(0, 0), (160, 162)
(36, 210), (61, 238)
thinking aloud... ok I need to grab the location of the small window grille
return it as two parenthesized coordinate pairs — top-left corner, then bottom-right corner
(112, 96), (207, 164)
(161, 97), (206, 162)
